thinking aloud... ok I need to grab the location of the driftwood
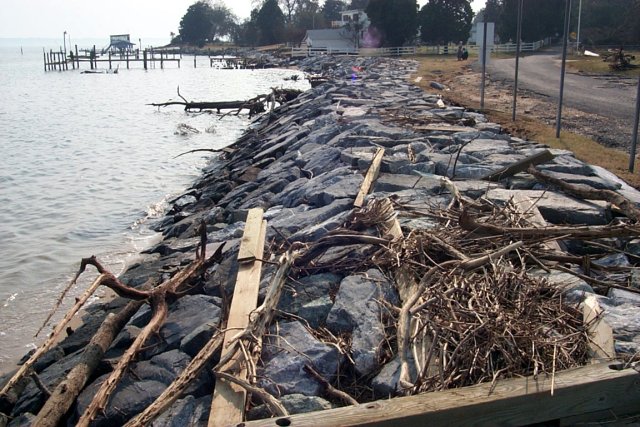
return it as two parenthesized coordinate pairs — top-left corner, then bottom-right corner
(149, 87), (301, 117)
(459, 208), (640, 239)
(123, 249), (298, 426)
(528, 166), (640, 222)
(75, 237), (225, 427)
(482, 150), (554, 182)
(33, 297), (146, 427)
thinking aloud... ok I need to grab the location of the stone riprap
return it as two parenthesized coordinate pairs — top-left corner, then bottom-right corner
(3, 56), (640, 426)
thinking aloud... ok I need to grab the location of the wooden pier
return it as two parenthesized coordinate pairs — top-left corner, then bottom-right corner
(42, 45), (258, 72)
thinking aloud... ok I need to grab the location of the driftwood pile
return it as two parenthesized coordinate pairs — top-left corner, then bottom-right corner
(603, 47), (637, 71)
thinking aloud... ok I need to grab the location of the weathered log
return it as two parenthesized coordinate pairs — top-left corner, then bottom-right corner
(34, 298), (145, 427)
(76, 292), (169, 427)
(482, 150), (554, 182)
(528, 166), (640, 222)
(123, 332), (225, 427)
(459, 208), (640, 239)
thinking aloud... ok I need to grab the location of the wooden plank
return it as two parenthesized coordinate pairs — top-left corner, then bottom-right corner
(237, 208), (264, 262)
(482, 149), (554, 182)
(583, 295), (615, 363)
(413, 124), (475, 133)
(208, 213), (267, 427)
(243, 362), (640, 427)
(354, 148), (385, 208)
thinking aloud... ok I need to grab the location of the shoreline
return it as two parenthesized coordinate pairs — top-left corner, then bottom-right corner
(3, 55), (640, 425)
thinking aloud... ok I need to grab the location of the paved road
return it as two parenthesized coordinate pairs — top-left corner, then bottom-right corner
(487, 48), (638, 123)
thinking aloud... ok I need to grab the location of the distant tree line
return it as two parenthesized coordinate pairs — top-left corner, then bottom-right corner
(174, 0), (475, 48)
(173, 0), (639, 49)
(484, 0), (640, 46)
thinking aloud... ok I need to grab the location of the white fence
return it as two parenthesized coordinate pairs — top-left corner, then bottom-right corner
(291, 39), (549, 58)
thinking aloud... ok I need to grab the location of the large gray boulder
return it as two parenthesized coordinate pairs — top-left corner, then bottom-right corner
(258, 321), (341, 397)
(326, 270), (399, 376)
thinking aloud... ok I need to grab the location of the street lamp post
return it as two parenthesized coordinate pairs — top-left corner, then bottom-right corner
(577, 0), (582, 51)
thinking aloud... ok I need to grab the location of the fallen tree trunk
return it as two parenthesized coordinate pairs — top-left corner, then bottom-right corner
(528, 166), (640, 222)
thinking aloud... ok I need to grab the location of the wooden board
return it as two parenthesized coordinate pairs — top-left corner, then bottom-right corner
(243, 362), (640, 427)
(354, 148), (385, 208)
(583, 295), (615, 363)
(208, 211), (267, 427)
(237, 208), (265, 262)
(482, 149), (554, 182)
(413, 124), (475, 133)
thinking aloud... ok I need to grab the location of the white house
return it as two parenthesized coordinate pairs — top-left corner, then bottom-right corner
(301, 9), (370, 53)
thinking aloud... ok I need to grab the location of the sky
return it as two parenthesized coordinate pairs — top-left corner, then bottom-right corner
(0, 0), (486, 40)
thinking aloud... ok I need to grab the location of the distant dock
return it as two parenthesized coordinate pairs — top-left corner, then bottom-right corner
(43, 45), (254, 72)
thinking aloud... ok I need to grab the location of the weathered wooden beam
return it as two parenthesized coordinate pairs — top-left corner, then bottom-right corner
(354, 148), (385, 208)
(237, 208), (266, 262)
(482, 149), (554, 182)
(242, 362), (640, 427)
(209, 208), (267, 426)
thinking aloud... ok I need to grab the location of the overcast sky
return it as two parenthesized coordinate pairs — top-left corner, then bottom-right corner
(0, 0), (486, 39)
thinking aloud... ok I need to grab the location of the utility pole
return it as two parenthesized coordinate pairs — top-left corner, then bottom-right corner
(577, 0), (582, 51)
(555, 0), (572, 138)
(480, 19), (488, 110)
(512, 0), (524, 121)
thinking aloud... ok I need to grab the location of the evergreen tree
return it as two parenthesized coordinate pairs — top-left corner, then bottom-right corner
(178, 1), (237, 46)
(349, 0), (370, 9)
(179, 1), (216, 46)
(257, 0), (286, 45)
(419, 0), (474, 44)
(366, 0), (419, 47)
(497, 0), (563, 42)
(322, 0), (348, 22)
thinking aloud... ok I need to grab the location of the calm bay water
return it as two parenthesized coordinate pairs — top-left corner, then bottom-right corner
(0, 40), (309, 369)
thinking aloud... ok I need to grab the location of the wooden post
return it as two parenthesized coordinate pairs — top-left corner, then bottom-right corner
(354, 148), (385, 208)
(160, 51), (164, 69)
(108, 52), (112, 69)
(209, 208), (267, 426)
(93, 45), (97, 69)
(143, 49), (148, 70)
(194, 54), (197, 68)
(43, 49), (47, 71)
(126, 51), (129, 69)
(75, 45), (79, 69)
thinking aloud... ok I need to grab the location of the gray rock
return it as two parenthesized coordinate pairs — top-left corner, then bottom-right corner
(486, 189), (610, 225)
(7, 413), (35, 427)
(372, 353), (418, 397)
(326, 270), (399, 376)
(12, 350), (84, 416)
(247, 394), (332, 420)
(278, 273), (341, 315)
(180, 322), (218, 357)
(73, 376), (167, 427)
(145, 295), (222, 357)
(289, 209), (352, 243)
(268, 199), (353, 239)
(298, 296), (334, 328)
(152, 395), (211, 427)
(258, 321), (341, 397)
